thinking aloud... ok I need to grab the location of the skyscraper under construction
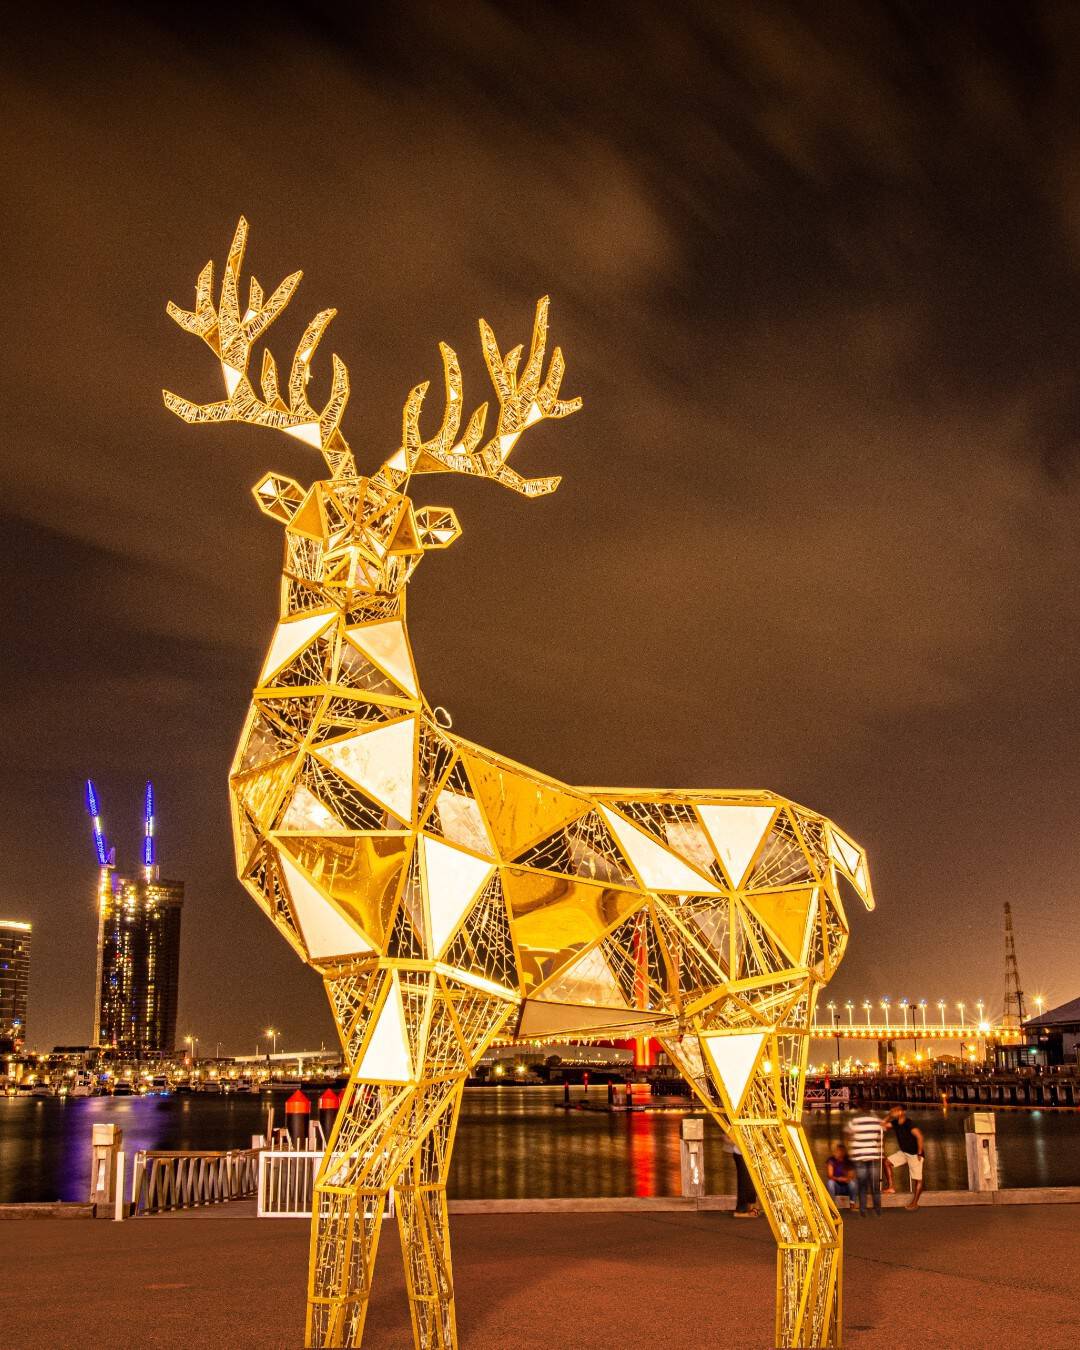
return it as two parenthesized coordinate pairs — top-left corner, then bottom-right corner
(86, 781), (184, 1056)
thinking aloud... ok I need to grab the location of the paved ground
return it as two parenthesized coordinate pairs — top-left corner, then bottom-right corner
(4, 1204), (1078, 1348)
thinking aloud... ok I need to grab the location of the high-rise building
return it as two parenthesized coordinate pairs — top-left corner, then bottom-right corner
(95, 876), (183, 1055)
(0, 920), (32, 1051)
(87, 781), (184, 1056)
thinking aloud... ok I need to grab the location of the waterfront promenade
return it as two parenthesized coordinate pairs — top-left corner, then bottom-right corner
(6, 1203), (1079, 1348)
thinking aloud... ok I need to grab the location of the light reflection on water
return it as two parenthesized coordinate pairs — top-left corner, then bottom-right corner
(3, 1087), (1078, 1205)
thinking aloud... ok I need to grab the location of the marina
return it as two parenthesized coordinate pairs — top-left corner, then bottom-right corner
(3, 1086), (1079, 1207)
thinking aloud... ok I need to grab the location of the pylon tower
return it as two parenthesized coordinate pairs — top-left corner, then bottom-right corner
(1003, 902), (1026, 1028)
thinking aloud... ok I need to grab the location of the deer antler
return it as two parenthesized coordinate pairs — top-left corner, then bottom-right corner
(163, 218), (356, 478)
(375, 297), (582, 498)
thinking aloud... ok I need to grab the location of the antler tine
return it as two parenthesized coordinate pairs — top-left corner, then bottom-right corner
(163, 218), (356, 478)
(375, 298), (581, 498)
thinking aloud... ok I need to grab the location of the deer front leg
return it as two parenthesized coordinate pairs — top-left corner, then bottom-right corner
(395, 1081), (465, 1350)
(307, 1077), (412, 1348)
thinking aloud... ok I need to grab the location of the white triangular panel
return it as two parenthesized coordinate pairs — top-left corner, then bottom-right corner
(344, 620), (418, 697)
(536, 945), (628, 1007)
(315, 718), (415, 821)
(277, 851), (371, 959)
(420, 834), (493, 957)
(433, 788), (492, 857)
(283, 421), (323, 448)
(280, 785), (345, 833)
(599, 806), (720, 894)
(223, 363), (243, 396)
(698, 805), (776, 887)
(828, 829), (861, 875)
(701, 1030), (767, 1115)
(355, 975), (413, 1083)
(259, 612), (334, 684)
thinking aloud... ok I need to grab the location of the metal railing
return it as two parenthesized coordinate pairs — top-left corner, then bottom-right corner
(131, 1149), (258, 1215)
(257, 1150), (394, 1219)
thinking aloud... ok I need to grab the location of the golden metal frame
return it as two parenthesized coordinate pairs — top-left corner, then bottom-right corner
(165, 219), (875, 1349)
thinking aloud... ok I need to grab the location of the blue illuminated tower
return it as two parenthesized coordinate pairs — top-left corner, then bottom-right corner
(86, 781), (183, 1055)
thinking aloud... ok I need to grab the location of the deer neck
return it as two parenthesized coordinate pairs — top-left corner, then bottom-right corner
(283, 586), (425, 714)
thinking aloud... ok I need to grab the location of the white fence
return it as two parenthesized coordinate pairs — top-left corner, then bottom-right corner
(257, 1150), (394, 1219)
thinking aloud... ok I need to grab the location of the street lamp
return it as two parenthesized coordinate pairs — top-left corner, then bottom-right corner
(863, 1000), (872, 1028)
(976, 999), (984, 1026)
(265, 1027), (279, 1083)
(937, 1000), (946, 1031)
(827, 1002), (839, 1074)
(184, 1033), (198, 1066)
(918, 999), (927, 1030)
(957, 1001), (966, 1028)
(1033, 995), (1045, 1020)
(880, 997), (891, 1030)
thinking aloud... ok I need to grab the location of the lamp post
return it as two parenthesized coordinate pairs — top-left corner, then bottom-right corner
(827, 1002), (839, 1074)
(976, 999), (984, 1027)
(957, 1001), (966, 1029)
(919, 999), (927, 1031)
(265, 1027), (279, 1084)
(863, 1000), (872, 1028)
(880, 997), (891, 1031)
(938, 1000), (946, 1031)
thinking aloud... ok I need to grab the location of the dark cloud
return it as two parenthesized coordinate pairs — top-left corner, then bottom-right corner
(2, 2), (1078, 1050)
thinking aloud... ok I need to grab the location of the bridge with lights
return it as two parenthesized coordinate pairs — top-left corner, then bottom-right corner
(806, 996), (1045, 1044)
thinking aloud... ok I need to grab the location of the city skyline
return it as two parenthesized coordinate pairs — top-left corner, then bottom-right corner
(2, 6), (1079, 1052)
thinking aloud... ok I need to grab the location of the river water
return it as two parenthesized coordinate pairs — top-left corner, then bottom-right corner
(2, 1087), (1077, 1205)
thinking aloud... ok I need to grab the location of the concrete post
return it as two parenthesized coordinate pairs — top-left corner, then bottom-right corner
(680, 1116), (705, 1198)
(113, 1150), (126, 1222)
(90, 1122), (122, 1209)
(964, 1111), (998, 1191)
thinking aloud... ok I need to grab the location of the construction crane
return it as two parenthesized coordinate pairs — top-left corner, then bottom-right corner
(143, 779), (156, 880)
(85, 779), (116, 1047)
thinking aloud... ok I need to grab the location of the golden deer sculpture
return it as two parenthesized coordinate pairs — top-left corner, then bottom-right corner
(164, 220), (874, 1350)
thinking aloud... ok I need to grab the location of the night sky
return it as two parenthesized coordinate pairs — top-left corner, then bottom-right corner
(3, 4), (1078, 1053)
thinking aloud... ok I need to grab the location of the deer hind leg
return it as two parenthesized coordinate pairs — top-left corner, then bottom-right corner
(661, 1029), (841, 1348)
(395, 1081), (465, 1350)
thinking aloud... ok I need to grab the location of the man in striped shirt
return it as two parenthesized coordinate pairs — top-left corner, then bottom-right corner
(846, 1110), (887, 1215)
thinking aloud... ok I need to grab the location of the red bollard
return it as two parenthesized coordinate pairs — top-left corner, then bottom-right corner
(318, 1087), (340, 1141)
(285, 1089), (311, 1147)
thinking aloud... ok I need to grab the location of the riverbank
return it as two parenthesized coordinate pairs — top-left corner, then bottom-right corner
(7, 1204), (1080, 1348)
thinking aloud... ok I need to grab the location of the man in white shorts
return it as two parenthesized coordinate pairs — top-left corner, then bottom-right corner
(883, 1105), (925, 1209)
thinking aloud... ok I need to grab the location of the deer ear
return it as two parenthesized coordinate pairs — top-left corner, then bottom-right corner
(415, 506), (462, 550)
(252, 472), (305, 523)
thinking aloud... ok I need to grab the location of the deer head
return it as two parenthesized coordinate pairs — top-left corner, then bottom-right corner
(164, 219), (581, 609)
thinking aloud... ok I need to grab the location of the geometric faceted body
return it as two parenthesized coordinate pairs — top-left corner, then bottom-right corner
(168, 219), (874, 1350)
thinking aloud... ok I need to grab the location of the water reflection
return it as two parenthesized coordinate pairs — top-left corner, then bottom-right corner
(2, 1088), (1078, 1205)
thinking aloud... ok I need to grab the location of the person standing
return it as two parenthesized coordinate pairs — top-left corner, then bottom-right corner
(728, 1138), (760, 1218)
(847, 1108), (886, 1215)
(884, 1106), (925, 1209)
